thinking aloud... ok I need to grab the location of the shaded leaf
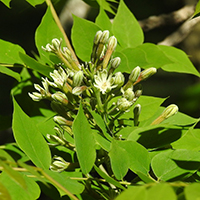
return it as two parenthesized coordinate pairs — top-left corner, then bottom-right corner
(0, 181), (12, 200)
(12, 98), (51, 169)
(72, 103), (96, 174)
(96, 0), (117, 15)
(94, 165), (126, 190)
(151, 150), (196, 181)
(71, 15), (100, 62)
(0, 160), (27, 190)
(128, 125), (183, 149)
(112, 0), (144, 48)
(0, 171), (40, 200)
(0, 65), (21, 81)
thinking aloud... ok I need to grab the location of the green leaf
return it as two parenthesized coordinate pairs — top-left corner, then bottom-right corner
(115, 186), (147, 200)
(44, 170), (85, 195)
(35, 7), (64, 65)
(72, 103), (96, 174)
(95, 7), (112, 32)
(19, 52), (53, 78)
(71, 15), (100, 62)
(127, 125), (183, 149)
(172, 129), (200, 151)
(26, 0), (45, 7)
(0, 171), (40, 200)
(170, 149), (200, 162)
(119, 140), (150, 174)
(158, 45), (200, 77)
(147, 183), (176, 200)
(185, 183), (200, 200)
(12, 98), (51, 169)
(0, 182), (12, 200)
(0, 65), (21, 81)
(0, 149), (16, 166)
(112, 0), (144, 48)
(0, 160), (27, 190)
(109, 140), (129, 180)
(93, 132), (111, 152)
(151, 150), (196, 181)
(94, 165), (126, 190)
(116, 43), (200, 77)
(134, 95), (166, 122)
(0, 0), (11, 8)
(0, 39), (25, 64)
(193, 0), (200, 18)
(96, 0), (117, 15)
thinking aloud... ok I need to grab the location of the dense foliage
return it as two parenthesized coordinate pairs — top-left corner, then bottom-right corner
(0, 0), (200, 199)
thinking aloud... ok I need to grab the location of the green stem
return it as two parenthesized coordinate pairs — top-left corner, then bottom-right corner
(45, 0), (79, 66)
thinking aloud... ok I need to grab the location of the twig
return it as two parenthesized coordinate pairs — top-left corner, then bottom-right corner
(45, 0), (79, 66)
(139, 5), (195, 32)
(158, 17), (200, 46)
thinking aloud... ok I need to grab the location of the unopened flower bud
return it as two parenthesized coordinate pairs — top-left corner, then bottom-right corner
(99, 30), (109, 44)
(151, 104), (178, 125)
(107, 36), (117, 52)
(47, 134), (66, 145)
(114, 72), (125, 87)
(133, 104), (141, 126)
(62, 47), (72, 60)
(52, 38), (61, 51)
(72, 86), (87, 95)
(51, 91), (69, 106)
(117, 97), (133, 111)
(93, 30), (103, 45)
(53, 116), (73, 126)
(162, 104), (179, 119)
(140, 67), (157, 80)
(73, 70), (83, 87)
(123, 88), (135, 101)
(110, 57), (121, 69)
(50, 156), (70, 172)
(129, 66), (141, 83)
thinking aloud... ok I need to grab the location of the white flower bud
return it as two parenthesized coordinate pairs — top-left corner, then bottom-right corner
(73, 70), (84, 87)
(129, 66), (141, 83)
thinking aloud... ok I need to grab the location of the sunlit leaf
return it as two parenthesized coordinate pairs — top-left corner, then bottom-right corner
(115, 186), (147, 200)
(185, 183), (200, 200)
(72, 103), (96, 174)
(146, 183), (176, 200)
(71, 15), (100, 62)
(112, 0), (144, 48)
(192, 0), (200, 18)
(0, 39), (25, 64)
(12, 98), (51, 169)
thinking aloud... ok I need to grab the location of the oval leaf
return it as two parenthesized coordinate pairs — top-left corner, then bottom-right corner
(72, 103), (96, 174)
(12, 98), (51, 169)
(71, 15), (100, 62)
(112, 0), (144, 48)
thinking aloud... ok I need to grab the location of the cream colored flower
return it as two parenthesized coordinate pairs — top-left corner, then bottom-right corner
(94, 69), (117, 94)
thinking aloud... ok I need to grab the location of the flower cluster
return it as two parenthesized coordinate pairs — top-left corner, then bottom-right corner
(29, 30), (177, 172)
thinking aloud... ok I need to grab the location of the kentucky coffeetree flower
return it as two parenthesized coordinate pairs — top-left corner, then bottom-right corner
(94, 69), (117, 94)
